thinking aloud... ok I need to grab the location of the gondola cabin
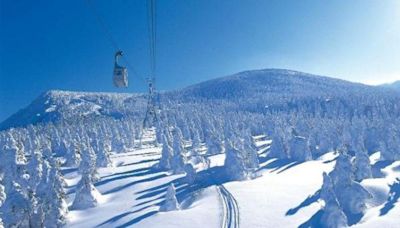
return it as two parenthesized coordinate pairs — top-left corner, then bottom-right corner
(113, 51), (128, 88)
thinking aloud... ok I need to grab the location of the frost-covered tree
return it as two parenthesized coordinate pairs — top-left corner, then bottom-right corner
(191, 127), (202, 151)
(157, 134), (174, 171)
(26, 150), (44, 189)
(320, 172), (348, 228)
(242, 134), (260, 170)
(224, 138), (257, 181)
(96, 139), (112, 167)
(16, 140), (28, 165)
(79, 142), (99, 182)
(353, 150), (372, 182)
(0, 177), (6, 227)
(159, 183), (179, 212)
(288, 128), (312, 161)
(379, 130), (400, 161)
(269, 129), (289, 159)
(170, 128), (186, 174)
(35, 159), (69, 227)
(0, 135), (23, 190)
(184, 164), (196, 184)
(71, 172), (102, 210)
(329, 154), (372, 217)
(65, 142), (82, 167)
(1, 182), (30, 227)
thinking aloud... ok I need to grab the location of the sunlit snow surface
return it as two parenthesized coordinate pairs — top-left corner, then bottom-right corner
(64, 142), (400, 227)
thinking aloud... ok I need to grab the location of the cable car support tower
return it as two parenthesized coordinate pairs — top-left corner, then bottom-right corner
(140, 0), (159, 146)
(86, 0), (160, 146)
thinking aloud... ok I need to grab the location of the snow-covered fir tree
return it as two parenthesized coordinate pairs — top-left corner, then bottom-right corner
(79, 141), (99, 182)
(288, 128), (312, 161)
(1, 182), (31, 227)
(159, 183), (179, 212)
(96, 139), (112, 167)
(184, 163), (197, 184)
(329, 153), (372, 217)
(224, 137), (258, 181)
(65, 142), (82, 167)
(170, 128), (187, 174)
(71, 172), (102, 210)
(157, 134), (174, 171)
(320, 172), (348, 228)
(35, 158), (69, 227)
(353, 149), (372, 182)
(0, 177), (6, 227)
(26, 150), (44, 188)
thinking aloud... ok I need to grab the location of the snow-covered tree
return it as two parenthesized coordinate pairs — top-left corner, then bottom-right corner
(159, 183), (179, 212)
(320, 172), (348, 228)
(224, 138), (256, 181)
(288, 128), (312, 161)
(353, 150), (372, 182)
(242, 134), (260, 170)
(379, 131), (400, 161)
(1, 182), (30, 227)
(170, 128), (186, 174)
(35, 159), (69, 227)
(96, 139), (112, 167)
(65, 142), (82, 167)
(191, 127), (202, 151)
(205, 134), (223, 155)
(26, 150), (44, 188)
(0, 177), (6, 227)
(157, 134), (174, 171)
(0, 135), (22, 190)
(329, 154), (372, 217)
(71, 172), (102, 210)
(269, 129), (289, 159)
(79, 142), (99, 182)
(184, 164), (196, 184)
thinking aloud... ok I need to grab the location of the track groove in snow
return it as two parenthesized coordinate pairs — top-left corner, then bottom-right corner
(217, 185), (240, 228)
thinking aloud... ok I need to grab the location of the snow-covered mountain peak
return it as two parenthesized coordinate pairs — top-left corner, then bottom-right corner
(0, 90), (145, 130)
(1, 68), (399, 130)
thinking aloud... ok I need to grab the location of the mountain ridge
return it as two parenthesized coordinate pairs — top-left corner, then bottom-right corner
(1, 68), (398, 130)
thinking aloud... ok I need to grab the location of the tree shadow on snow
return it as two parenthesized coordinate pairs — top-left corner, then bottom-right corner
(380, 178), (400, 216)
(372, 160), (394, 178)
(96, 210), (158, 228)
(95, 168), (156, 187)
(298, 209), (323, 228)
(257, 158), (303, 174)
(102, 173), (169, 195)
(120, 158), (160, 167)
(96, 166), (230, 227)
(286, 190), (320, 216)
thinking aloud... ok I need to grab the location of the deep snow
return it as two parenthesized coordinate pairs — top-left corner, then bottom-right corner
(64, 138), (400, 228)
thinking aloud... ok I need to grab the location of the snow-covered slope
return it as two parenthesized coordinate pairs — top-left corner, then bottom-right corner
(63, 142), (400, 228)
(2, 69), (400, 227)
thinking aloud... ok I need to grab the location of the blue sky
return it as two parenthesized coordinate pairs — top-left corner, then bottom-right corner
(1, 0), (400, 122)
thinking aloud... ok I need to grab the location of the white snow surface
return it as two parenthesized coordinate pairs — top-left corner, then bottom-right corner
(64, 141), (400, 227)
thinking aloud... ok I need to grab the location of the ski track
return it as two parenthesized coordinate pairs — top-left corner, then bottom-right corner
(217, 185), (240, 228)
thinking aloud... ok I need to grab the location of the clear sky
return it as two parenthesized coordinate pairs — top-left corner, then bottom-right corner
(1, 0), (400, 122)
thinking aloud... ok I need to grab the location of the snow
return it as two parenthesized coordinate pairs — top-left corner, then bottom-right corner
(2, 68), (400, 227)
(226, 156), (335, 228)
(63, 147), (400, 227)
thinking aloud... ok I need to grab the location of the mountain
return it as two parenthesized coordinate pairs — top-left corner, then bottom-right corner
(1, 69), (399, 130)
(1, 69), (400, 227)
(0, 90), (147, 130)
(380, 80), (400, 90)
(176, 69), (375, 99)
